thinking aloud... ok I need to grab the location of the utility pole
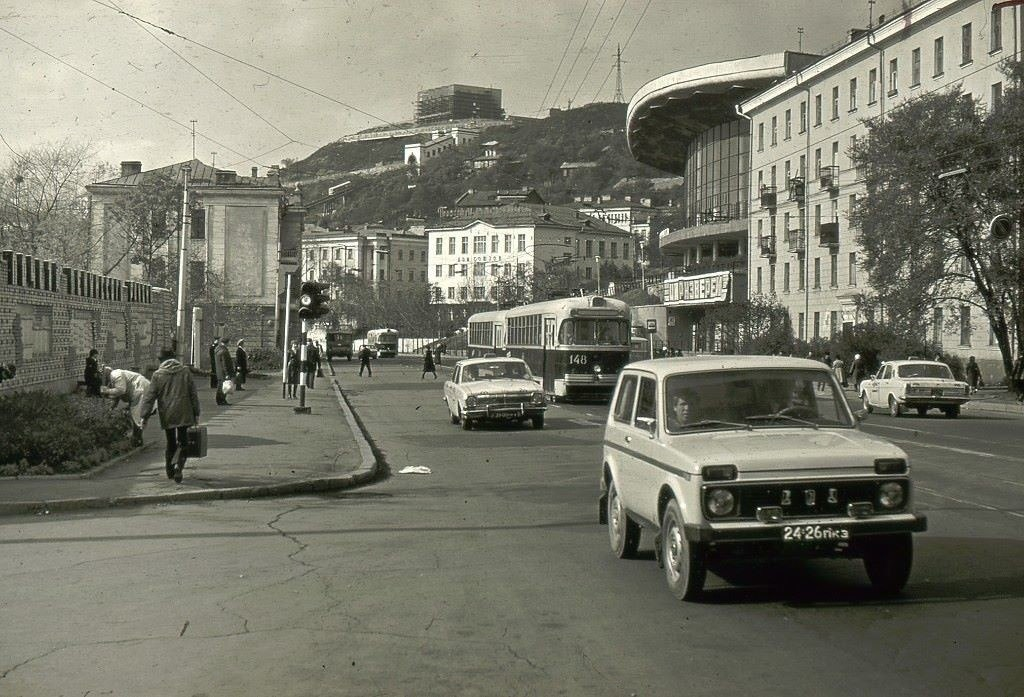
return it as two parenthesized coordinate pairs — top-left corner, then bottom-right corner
(175, 165), (191, 356)
(797, 27), (805, 51)
(190, 120), (197, 159)
(613, 44), (625, 103)
(211, 151), (217, 168)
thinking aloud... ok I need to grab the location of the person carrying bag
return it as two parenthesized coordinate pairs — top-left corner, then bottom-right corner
(139, 348), (201, 483)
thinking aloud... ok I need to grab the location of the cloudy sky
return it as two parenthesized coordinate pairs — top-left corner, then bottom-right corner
(1, 1), (883, 173)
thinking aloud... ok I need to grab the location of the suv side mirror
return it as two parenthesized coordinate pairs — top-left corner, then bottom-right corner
(635, 416), (657, 437)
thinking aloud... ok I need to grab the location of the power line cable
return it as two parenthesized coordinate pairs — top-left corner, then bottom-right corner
(589, 0), (652, 103)
(535, 0), (590, 116)
(0, 24), (260, 165)
(570, 0), (628, 105)
(90, 0), (411, 134)
(550, 0), (609, 110)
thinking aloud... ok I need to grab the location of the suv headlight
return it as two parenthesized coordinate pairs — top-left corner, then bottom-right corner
(877, 481), (906, 509)
(465, 395), (478, 407)
(705, 488), (736, 517)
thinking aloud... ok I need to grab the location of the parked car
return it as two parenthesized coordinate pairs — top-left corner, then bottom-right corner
(859, 360), (971, 418)
(600, 356), (927, 601)
(444, 357), (547, 430)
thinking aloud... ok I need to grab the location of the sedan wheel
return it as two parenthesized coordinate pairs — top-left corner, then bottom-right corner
(661, 499), (705, 601)
(607, 480), (640, 559)
(888, 395), (902, 417)
(943, 405), (960, 418)
(916, 406), (928, 417)
(461, 410), (473, 430)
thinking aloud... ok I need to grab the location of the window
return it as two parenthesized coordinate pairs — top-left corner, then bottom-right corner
(474, 235), (486, 254)
(784, 109), (792, 140)
(190, 208), (205, 239)
(959, 304), (971, 345)
(635, 377), (656, 424)
(585, 267), (592, 279)
(769, 263), (776, 292)
(472, 261), (485, 277)
(756, 266), (763, 294)
(814, 257), (821, 289)
(798, 313), (805, 341)
(447, 287), (455, 299)
(611, 242), (618, 259)
(932, 308), (943, 345)
(435, 237), (443, 255)
(490, 264), (500, 276)
(623, 243), (629, 260)
(598, 241), (606, 257)
(849, 77), (857, 111)
(473, 286), (485, 300)
(613, 375), (638, 423)
(992, 81), (1003, 109)
(395, 269), (403, 281)
(799, 154), (806, 179)
(888, 58), (899, 95)
(435, 264), (442, 278)
(911, 47), (921, 86)
(991, 6), (1003, 52)
(962, 23), (972, 64)
(459, 287), (467, 300)
(814, 94), (822, 125)
(517, 234), (526, 252)
(461, 237), (468, 254)
(814, 148), (821, 178)
(757, 122), (764, 151)
(830, 252), (838, 287)
(449, 237), (456, 254)
(771, 116), (778, 146)
(798, 259), (805, 290)
(770, 165), (777, 188)
(398, 249), (405, 261)
(848, 252), (857, 285)
(868, 68), (877, 103)
(448, 263), (457, 276)
(831, 86), (839, 120)
(813, 312), (821, 339)
(421, 250), (426, 263)
(934, 36), (944, 76)
(189, 260), (205, 293)
(784, 160), (791, 187)
(783, 262), (791, 292)
(784, 211), (791, 233)
(799, 101), (807, 133)
(504, 235), (512, 253)
(585, 240), (593, 257)
(491, 235), (499, 253)
(831, 140), (839, 168)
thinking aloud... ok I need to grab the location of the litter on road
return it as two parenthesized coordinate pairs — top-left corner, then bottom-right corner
(398, 466), (432, 475)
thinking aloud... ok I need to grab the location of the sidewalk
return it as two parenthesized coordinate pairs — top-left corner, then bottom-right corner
(0, 374), (378, 517)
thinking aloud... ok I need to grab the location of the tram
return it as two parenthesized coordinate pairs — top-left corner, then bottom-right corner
(365, 328), (399, 358)
(466, 296), (632, 401)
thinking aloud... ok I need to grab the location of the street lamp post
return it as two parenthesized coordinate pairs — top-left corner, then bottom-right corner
(175, 164), (191, 356)
(595, 255), (602, 294)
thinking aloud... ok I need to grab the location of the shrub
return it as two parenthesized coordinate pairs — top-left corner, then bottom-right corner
(0, 391), (132, 476)
(246, 346), (282, 372)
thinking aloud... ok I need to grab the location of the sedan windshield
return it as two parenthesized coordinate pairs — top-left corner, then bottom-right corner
(462, 361), (531, 382)
(664, 369), (853, 433)
(897, 363), (954, 379)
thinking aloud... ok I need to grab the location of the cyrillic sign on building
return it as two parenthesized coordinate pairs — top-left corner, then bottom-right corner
(658, 271), (731, 306)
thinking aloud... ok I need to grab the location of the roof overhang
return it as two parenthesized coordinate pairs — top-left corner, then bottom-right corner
(627, 52), (820, 174)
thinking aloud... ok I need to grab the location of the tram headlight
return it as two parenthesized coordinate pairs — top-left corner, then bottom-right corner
(593, 364), (602, 374)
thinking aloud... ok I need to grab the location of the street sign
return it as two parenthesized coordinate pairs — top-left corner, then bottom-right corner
(646, 318), (657, 332)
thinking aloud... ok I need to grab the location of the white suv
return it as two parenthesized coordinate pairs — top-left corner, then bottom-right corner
(600, 356), (927, 601)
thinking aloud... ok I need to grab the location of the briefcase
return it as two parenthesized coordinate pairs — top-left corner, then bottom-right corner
(185, 425), (208, 458)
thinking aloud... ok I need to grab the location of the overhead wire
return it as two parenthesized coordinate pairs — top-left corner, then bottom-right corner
(550, 0), (609, 110)
(535, 0), (590, 116)
(590, 0), (653, 102)
(89, 0), (411, 134)
(570, 0), (628, 105)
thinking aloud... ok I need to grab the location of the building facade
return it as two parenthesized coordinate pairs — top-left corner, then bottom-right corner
(404, 126), (480, 171)
(741, 0), (1015, 369)
(626, 52), (819, 351)
(415, 84), (503, 124)
(302, 224), (428, 290)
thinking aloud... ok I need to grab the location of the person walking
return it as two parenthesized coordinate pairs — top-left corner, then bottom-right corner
(832, 355), (847, 388)
(422, 347), (437, 380)
(235, 339), (249, 391)
(358, 344), (373, 377)
(139, 348), (200, 483)
(214, 337), (234, 405)
(100, 365), (150, 446)
(286, 341), (300, 398)
(965, 355), (982, 394)
(84, 349), (103, 396)
(209, 337), (219, 391)
(849, 353), (865, 390)
(305, 339), (319, 388)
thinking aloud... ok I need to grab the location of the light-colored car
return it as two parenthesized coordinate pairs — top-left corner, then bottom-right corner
(600, 356), (927, 601)
(444, 357), (547, 430)
(859, 360), (971, 418)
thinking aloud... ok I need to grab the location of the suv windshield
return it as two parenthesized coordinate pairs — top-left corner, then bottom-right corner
(897, 363), (954, 379)
(663, 369), (853, 432)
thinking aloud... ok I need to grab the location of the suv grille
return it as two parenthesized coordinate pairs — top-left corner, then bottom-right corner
(710, 479), (907, 519)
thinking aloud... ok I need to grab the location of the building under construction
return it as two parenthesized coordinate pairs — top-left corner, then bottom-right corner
(415, 84), (503, 124)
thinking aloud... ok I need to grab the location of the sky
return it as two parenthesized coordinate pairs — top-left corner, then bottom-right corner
(0, 0), (894, 174)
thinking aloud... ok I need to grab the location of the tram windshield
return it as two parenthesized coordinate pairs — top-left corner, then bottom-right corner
(558, 318), (630, 346)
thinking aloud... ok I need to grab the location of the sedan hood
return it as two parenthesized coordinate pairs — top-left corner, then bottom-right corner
(460, 379), (541, 396)
(669, 428), (905, 476)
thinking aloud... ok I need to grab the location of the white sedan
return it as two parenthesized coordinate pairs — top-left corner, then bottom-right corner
(859, 360), (971, 418)
(443, 357), (547, 430)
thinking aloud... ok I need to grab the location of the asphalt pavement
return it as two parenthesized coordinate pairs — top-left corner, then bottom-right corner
(0, 371), (377, 516)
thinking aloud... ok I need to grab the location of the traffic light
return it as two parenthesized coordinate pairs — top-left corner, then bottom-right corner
(989, 213), (1014, 241)
(297, 281), (331, 320)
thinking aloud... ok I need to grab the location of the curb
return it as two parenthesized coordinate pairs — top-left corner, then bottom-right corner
(0, 382), (382, 518)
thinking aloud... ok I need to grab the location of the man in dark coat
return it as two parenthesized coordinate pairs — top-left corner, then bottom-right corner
(140, 348), (200, 483)
(84, 349), (102, 396)
(209, 337), (220, 389)
(286, 341), (300, 398)
(965, 356), (982, 393)
(305, 339), (319, 388)
(422, 348), (436, 379)
(359, 344), (373, 377)
(214, 337), (234, 405)
(235, 339), (248, 391)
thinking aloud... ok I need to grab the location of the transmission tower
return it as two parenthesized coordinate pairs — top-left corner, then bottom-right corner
(613, 44), (625, 103)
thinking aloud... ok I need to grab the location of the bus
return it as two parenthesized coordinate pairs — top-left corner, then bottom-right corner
(466, 296), (632, 401)
(365, 328), (399, 358)
(325, 327), (356, 361)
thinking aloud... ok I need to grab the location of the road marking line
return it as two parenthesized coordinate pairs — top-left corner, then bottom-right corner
(883, 437), (1024, 463)
(569, 418), (602, 426)
(916, 485), (1024, 519)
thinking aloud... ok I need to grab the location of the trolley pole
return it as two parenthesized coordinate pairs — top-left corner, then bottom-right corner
(281, 272), (292, 399)
(294, 319), (311, 414)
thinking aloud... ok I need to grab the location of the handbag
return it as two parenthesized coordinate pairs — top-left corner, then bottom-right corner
(222, 378), (235, 394)
(184, 425), (208, 458)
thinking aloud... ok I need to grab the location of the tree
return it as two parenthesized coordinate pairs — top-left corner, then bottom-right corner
(0, 140), (109, 266)
(106, 171), (182, 286)
(850, 65), (1023, 381)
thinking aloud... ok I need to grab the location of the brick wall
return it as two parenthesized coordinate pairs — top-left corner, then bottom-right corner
(0, 250), (174, 394)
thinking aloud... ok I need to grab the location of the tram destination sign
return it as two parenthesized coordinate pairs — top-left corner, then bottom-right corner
(658, 271), (731, 306)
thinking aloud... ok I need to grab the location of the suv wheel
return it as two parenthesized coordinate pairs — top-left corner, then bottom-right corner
(888, 395), (902, 417)
(607, 480), (640, 559)
(660, 499), (705, 601)
(863, 533), (913, 594)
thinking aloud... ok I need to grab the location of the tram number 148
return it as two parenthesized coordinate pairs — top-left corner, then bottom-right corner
(568, 354), (589, 366)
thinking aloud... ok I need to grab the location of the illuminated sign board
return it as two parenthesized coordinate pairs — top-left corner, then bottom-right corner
(659, 271), (731, 306)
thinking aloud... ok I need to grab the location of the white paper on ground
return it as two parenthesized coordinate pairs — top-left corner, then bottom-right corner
(398, 466), (432, 475)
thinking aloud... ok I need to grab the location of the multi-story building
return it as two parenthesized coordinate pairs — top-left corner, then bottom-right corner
(427, 197), (631, 306)
(626, 52), (819, 351)
(301, 223), (428, 291)
(404, 126), (480, 171)
(415, 84), (503, 124)
(741, 0), (1013, 369)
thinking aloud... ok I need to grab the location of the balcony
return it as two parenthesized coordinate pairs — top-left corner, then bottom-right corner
(819, 221), (840, 247)
(759, 186), (777, 209)
(786, 228), (806, 253)
(818, 165), (839, 192)
(758, 234), (776, 257)
(787, 177), (805, 202)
